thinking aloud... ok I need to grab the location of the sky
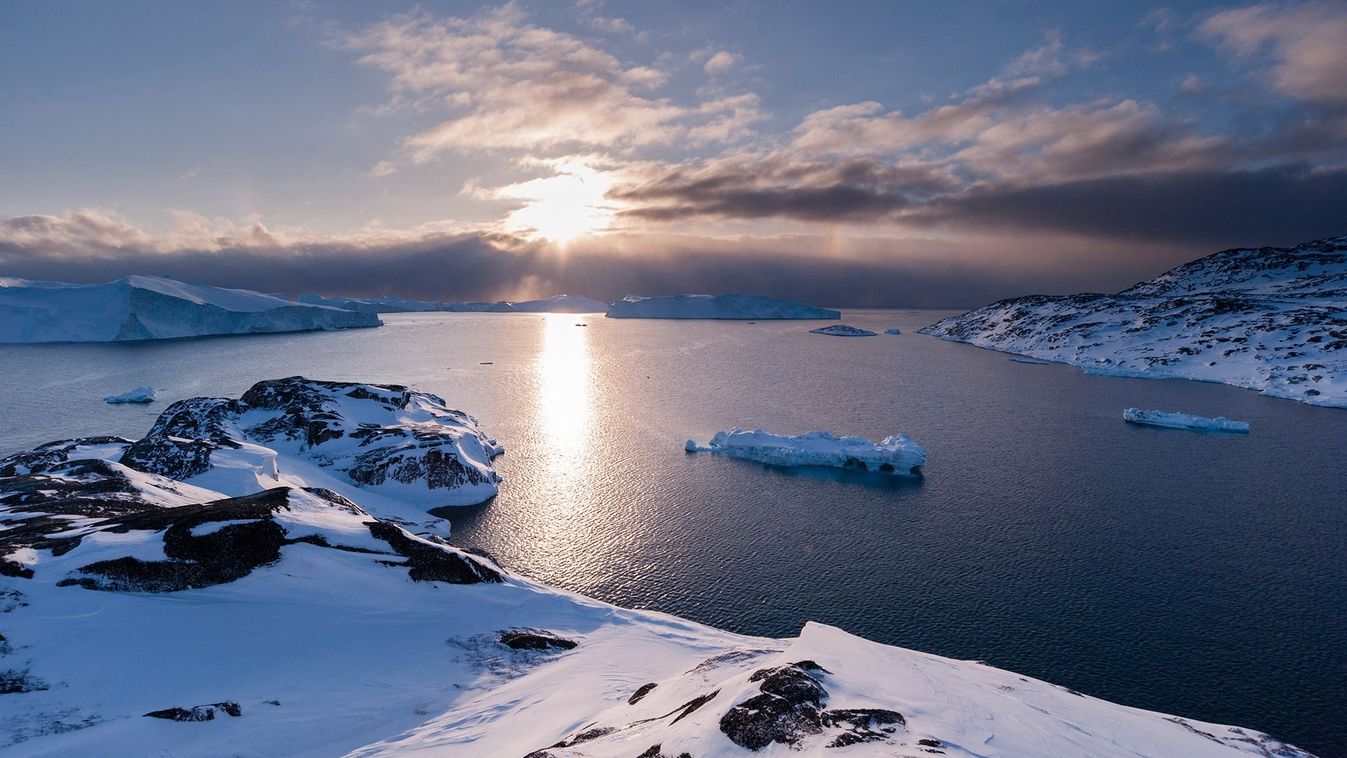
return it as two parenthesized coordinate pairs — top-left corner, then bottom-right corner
(1, 0), (1344, 306)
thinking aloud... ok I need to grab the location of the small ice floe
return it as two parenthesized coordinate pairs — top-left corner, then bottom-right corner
(1123, 408), (1250, 433)
(884, 328), (901, 335)
(809, 325), (877, 337)
(1009, 356), (1051, 365)
(686, 428), (925, 476)
(103, 386), (156, 404)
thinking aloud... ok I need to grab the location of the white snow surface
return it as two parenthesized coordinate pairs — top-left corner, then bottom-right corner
(102, 386), (155, 404)
(606, 294), (840, 320)
(0, 276), (380, 343)
(1123, 408), (1251, 433)
(810, 325), (877, 337)
(687, 428), (926, 477)
(0, 381), (1314, 757)
(920, 236), (1347, 407)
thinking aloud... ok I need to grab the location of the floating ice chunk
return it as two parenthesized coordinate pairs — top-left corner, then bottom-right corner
(884, 328), (901, 335)
(104, 386), (156, 404)
(1123, 408), (1250, 433)
(1010, 356), (1051, 365)
(687, 427), (925, 476)
(809, 325), (877, 337)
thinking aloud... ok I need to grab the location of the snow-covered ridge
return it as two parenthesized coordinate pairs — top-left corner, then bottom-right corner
(920, 235), (1347, 407)
(1123, 408), (1251, 433)
(0, 276), (381, 344)
(688, 428), (926, 477)
(607, 294), (841, 320)
(0, 378), (1312, 756)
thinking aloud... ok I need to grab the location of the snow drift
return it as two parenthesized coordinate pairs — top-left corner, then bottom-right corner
(606, 294), (840, 320)
(0, 276), (380, 343)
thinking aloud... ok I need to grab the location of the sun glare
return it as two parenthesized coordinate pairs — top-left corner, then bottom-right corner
(500, 161), (616, 243)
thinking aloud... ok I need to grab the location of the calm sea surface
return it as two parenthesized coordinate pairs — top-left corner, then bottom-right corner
(1, 311), (1344, 756)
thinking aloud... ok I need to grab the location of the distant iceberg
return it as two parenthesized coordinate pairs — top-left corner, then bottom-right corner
(1123, 408), (1250, 433)
(686, 428), (925, 476)
(0, 276), (380, 343)
(884, 328), (901, 335)
(811, 325), (877, 337)
(606, 294), (839, 320)
(510, 294), (609, 313)
(103, 386), (156, 404)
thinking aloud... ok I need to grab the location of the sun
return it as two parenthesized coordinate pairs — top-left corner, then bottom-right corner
(499, 161), (616, 243)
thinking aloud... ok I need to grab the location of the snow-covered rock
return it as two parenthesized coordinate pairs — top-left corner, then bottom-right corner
(0, 276), (380, 344)
(510, 294), (610, 313)
(1123, 408), (1251, 433)
(920, 235), (1347, 407)
(607, 294), (840, 320)
(687, 428), (926, 476)
(810, 325), (877, 337)
(0, 379), (1312, 756)
(103, 386), (155, 404)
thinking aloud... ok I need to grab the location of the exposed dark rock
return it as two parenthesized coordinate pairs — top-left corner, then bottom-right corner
(498, 628), (576, 651)
(368, 521), (500, 584)
(670, 690), (719, 724)
(823, 708), (905, 747)
(144, 702), (241, 721)
(0, 669), (48, 694)
(0, 560), (33, 579)
(720, 663), (829, 750)
(628, 682), (659, 705)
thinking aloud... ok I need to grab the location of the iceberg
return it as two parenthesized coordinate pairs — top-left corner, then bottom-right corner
(510, 293), (609, 313)
(1010, 356), (1052, 365)
(811, 324), (877, 336)
(0, 378), (1311, 757)
(103, 386), (156, 404)
(606, 293), (840, 320)
(884, 327), (902, 335)
(0, 275), (380, 344)
(687, 427), (925, 476)
(1123, 408), (1251, 433)
(297, 293), (447, 312)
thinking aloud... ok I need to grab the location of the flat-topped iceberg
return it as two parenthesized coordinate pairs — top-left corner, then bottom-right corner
(0, 275), (380, 343)
(811, 324), (877, 337)
(687, 427), (925, 476)
(510, 293), (609, 313)
(1123, 408), (1251, 433)
(607, 293), (840, 320)
(885, 327), (902, 335)
(103, 386), (156, 404)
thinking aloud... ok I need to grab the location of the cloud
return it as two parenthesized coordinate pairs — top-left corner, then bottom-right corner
(0, 208), (1227, 307)
(703, 50), (738, 76)
(340, 5), (755, 158)
(1199, 1), (1347, 103)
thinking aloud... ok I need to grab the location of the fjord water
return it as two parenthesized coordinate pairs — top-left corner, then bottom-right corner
(1, 311), (1344, 756)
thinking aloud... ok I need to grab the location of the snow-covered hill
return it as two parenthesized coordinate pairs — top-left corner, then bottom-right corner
(606, 294), (840, 320)
(0, 378), (1313, 756)
(0, 276), (380, 343)
(920, 236), (1347, 407)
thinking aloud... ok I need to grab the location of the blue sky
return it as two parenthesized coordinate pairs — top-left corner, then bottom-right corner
(1, 1), (1344, 305)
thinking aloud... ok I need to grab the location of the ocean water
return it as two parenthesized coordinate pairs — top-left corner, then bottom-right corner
(2, 310), (1344, 756)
